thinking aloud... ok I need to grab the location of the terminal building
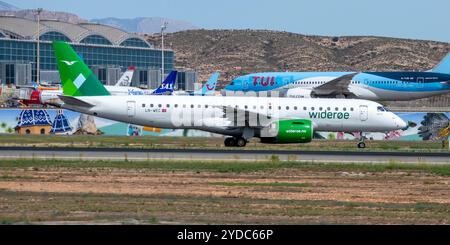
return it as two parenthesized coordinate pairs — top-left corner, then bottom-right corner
(0, 16), (197, 90)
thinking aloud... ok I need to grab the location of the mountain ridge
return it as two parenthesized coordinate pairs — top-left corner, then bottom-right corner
(145, 29), (450, 83)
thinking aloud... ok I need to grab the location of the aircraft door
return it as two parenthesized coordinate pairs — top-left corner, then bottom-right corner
(359, 105), (368, 121)
(127, 101), (136, 117)
(417, 77), (424, 88)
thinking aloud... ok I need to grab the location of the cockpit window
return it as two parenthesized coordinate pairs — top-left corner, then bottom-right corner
(377, 106), (385, 112)
(383, 107), (391, 112)
(229, 81), (235, 86)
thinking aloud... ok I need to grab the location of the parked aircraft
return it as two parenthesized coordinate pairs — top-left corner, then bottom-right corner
(225, 53), (450, 101)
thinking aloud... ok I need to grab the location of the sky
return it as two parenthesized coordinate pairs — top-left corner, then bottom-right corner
(5, 0), (450, 43)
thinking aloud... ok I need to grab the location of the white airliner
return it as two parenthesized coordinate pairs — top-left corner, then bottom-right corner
(53, 41), (407, 148)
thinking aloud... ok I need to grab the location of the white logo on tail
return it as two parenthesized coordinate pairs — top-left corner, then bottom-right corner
(73, 74), (86, 89)
(62, 60), (78, 66)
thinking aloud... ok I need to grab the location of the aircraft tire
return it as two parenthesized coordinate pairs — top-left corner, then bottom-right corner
(224, 137), (236, 147)
(236, 137), (247, 147)
(357, 142), (366, 149)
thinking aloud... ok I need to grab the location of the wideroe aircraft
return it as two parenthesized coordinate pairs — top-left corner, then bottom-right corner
(53, 41), (406, 148)
(225, 53), (450, 101)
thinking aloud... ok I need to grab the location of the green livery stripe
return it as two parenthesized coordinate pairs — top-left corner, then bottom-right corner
(52, 41), (110, 97)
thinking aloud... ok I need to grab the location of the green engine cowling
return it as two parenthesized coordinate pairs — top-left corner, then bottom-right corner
(260, 119), (313, 144)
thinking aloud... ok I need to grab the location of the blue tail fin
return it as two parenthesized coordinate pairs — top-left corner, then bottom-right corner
(152, 71), (177, 95)
(193, 72), (220, 96)
(432, 53), (450, 74)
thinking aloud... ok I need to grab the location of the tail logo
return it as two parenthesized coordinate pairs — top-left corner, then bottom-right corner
(206, 83), (216, 91)
(62, 60), (78, 66)
(73, 73), (87, 89)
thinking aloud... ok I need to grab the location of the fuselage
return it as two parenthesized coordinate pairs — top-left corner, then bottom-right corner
(61, 95), (406, 137)
(226, 71), (450, 100)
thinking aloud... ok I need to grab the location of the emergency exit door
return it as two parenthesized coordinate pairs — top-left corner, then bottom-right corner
(127, 101), (136, 117)
(359, 105), (368, 121)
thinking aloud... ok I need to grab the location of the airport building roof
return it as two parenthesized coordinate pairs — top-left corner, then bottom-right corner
(0, 16), (152, 48)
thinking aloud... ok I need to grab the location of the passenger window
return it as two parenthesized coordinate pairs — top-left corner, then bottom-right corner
(303, 107), (307, 110)
(319, 107), (323, 111)
(166, 104), (170, 108)
(205, 105), (208, 108)
(150, 104), (154, 107)
(311, 107), (315, 110)
(158, 104), (162, 108)
(198, 105), (201, 108)
(253, 105), (257, 109)
(142, 104), (145, 108)
(294, 106), (298, 110)
(350, 107), (354, 111)
(327, 107), (331, 111)
(335, 107), (339, 111)
(175, 104), (178, 108)
(343, 107), (347, 111)
(278, 106), (281, 110)
(286, 106), (289, 110)
(191, 104), (194, 108)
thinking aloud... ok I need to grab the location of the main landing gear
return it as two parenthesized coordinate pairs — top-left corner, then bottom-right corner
(224, 137), (247, 147)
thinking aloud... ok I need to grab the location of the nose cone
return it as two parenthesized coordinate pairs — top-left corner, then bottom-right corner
(395, 116), (408, 130)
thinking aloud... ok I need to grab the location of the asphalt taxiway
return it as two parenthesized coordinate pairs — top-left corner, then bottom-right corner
(0, 147), (449, 163)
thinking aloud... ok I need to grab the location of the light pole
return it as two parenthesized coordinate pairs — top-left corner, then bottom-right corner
(161, 22), (168, 83)
(36, 8), (43, 86)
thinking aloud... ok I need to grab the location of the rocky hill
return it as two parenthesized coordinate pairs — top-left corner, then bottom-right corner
(145, 29), (450, 83)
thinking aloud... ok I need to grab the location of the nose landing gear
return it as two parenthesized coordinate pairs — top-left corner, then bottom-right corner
(357, 132), (366, 149)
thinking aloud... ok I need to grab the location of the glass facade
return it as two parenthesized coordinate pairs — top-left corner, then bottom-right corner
(120, 38), (150, 48)
(5, 64), (15, 84)
(40, 32), (71, 42)
(0, 38), (174, 83)
(80, 35), (112, 45)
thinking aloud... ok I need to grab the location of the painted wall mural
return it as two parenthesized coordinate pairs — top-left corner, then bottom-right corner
(0, 109), (448, 140)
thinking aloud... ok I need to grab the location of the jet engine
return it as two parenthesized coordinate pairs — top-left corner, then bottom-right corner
(285, 88), (314, 98)
(260, 119), (313, 144)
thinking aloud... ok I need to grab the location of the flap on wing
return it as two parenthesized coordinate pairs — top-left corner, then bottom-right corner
(58, 95), (94, 108)
(314, 72), (358, 95)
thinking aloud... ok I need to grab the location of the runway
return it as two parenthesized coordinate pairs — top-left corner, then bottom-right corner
(0, 146), (449, 163)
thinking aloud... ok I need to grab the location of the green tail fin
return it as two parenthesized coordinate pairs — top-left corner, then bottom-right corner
(52, 41), (110, 96)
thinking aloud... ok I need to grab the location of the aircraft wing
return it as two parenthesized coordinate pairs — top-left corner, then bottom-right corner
(211, 105), (280, 129)
(312, 72), (358, 96)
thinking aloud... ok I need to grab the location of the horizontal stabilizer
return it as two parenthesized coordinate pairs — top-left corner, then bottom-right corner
(58, 95), (94, 108)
